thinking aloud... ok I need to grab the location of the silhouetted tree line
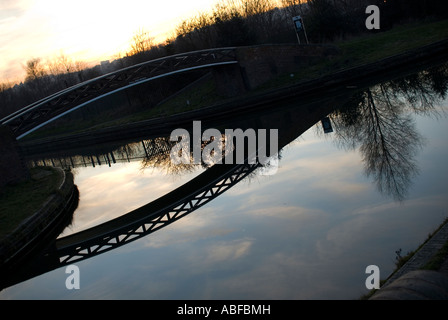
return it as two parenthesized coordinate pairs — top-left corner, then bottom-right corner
(380, 0), (448, 28)
(0, 55), (115, 119)
(1, 0), (446, 119)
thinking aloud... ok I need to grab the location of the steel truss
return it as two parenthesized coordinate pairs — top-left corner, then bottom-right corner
(52, 162), (259, 267)
(1, 48), (237, 139)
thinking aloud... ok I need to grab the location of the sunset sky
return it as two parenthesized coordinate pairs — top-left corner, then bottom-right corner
(0, 0), (221, 82)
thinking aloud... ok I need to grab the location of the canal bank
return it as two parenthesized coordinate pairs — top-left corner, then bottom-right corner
(0, 167), (79, 276)
(18, 37), (448, 155)
(368, 219), (448, 300)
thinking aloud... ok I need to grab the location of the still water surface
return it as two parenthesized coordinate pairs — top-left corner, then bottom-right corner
(1, 63), (448, 300)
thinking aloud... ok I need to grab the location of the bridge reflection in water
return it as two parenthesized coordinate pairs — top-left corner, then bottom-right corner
(3, 59), (446, 291)
(1, 80), (343, 289)
(30, 138), (175, 169)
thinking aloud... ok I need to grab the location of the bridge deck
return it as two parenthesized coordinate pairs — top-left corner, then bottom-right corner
(1, 48), (238, 139)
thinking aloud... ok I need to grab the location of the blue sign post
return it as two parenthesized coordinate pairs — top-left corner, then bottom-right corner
(293, 16), (309, 44)
(321, 117), (333, 134)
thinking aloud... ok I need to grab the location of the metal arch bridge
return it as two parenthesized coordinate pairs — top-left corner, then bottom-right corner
(0, 47), (238, 140)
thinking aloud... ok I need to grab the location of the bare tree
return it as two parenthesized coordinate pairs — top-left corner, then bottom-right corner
(129, 28), (154, 55)
(240, 0), (277, 17)
(281, 0), (306, 17)
(24, 58), (46, 82)
(47, 53), (77, 75)
(0, 81), (14, 118)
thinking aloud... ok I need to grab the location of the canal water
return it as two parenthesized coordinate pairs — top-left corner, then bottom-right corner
(1, 62), (448, 300)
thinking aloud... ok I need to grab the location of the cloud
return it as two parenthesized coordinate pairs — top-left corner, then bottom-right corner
(0, 1), (55, 80)
(0, 0), (222, 81)
(139, 205), (236, 249)
(244, 205), (327, 219)
(204, 238), (253, 265)
(60, 162), (203, 235)
(0, 0), (33, 13)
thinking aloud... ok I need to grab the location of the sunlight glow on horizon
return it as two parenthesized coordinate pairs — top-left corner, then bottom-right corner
(0, 0), (221, 82)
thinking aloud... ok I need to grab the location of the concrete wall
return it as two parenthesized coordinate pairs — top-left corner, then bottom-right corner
(212, 64), (249, 97)
(0, 125), (29, 188)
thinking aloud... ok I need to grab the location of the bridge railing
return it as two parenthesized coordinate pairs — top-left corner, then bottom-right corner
(1, 47), (238, 139)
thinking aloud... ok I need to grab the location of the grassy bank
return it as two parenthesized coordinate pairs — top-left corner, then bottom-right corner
(257, 19), (448, 90)
(338, 19), (448, 64)
(396, 217), (448, 272)
(0, 167), (63, 240)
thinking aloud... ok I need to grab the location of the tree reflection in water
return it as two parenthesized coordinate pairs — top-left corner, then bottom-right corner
(331, 63), (448, 201)
(138, 135), (226, 175)
(139, 136), (198, 175)
(138, 134), (277, 179)
(135, 63), (448, 200)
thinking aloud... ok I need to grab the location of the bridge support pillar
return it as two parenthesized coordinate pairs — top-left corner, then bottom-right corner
(0, 125), (30, 189)
(212, 64), (248, 98)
